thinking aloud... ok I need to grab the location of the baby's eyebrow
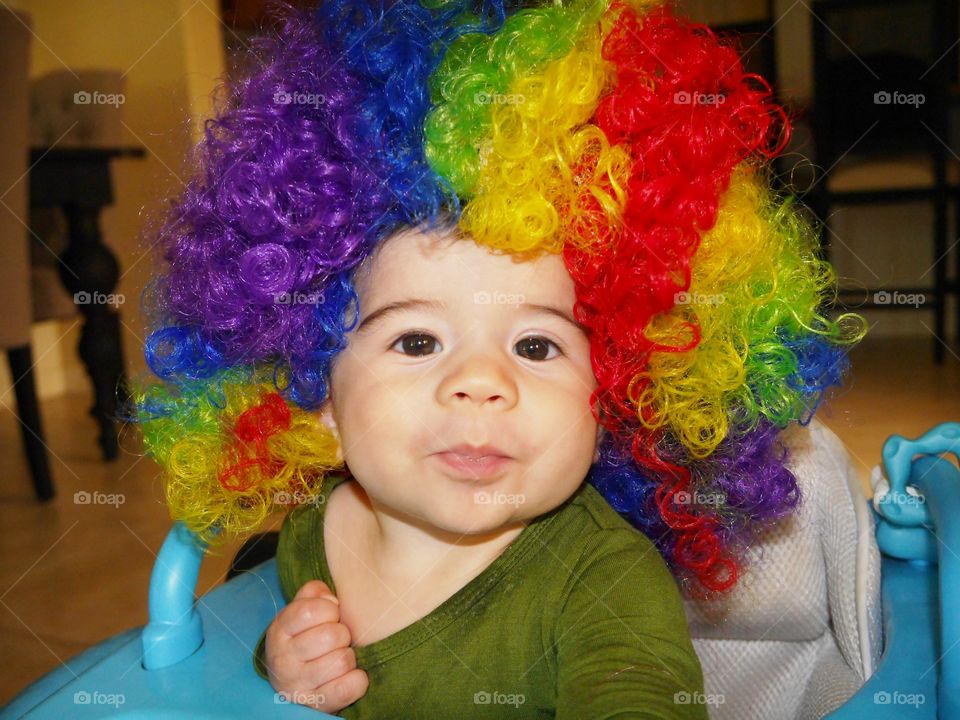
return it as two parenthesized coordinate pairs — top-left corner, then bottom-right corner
(356, 298), (443, 335)
(354, 298), (588, 335)
(520, 302), (590, 335)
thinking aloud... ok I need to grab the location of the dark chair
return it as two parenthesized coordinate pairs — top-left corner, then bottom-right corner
(807, 0), (960, 363)
(711, 19), (778, 84)
(710, 10), (814, 212)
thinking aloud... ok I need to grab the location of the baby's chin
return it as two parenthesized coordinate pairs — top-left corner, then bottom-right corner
(415, 493), (555, 538)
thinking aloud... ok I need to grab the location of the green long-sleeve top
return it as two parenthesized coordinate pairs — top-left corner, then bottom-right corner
(254, 473), (708, 719)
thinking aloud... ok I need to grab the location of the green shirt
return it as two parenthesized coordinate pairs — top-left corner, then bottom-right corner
(254, 473), (707, 719)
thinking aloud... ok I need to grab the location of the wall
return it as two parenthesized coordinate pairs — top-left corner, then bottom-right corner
(0, 0), (226, 399)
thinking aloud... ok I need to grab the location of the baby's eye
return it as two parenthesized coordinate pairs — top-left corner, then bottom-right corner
(515, 336), (562, 361)
(391, 333), (440, 356)
(388, 333), (562, 361)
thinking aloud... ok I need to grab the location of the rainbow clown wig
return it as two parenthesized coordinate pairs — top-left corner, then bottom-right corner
(133, 0), (866, 596)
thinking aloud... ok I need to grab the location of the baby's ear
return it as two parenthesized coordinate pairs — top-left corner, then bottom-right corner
(317, 395), (340, 441)
(593, 424), (606, 463)
(317, 398), (343, 463)
(318, 398), (337, 432)
(596, 422), (608, 445)
(317, 394), (337, 429)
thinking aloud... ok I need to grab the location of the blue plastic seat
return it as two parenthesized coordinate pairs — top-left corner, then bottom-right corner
(2, 422), (958, 719)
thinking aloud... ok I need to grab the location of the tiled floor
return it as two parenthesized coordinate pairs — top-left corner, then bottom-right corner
(1, 336), (958, 706)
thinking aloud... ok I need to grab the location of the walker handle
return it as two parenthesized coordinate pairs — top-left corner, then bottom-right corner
(874, 422), (960, 717)
(141, 522), (212, 669)
(875, 422), (960, 528)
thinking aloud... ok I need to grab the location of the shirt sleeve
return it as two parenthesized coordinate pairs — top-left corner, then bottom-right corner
(555, 532), (709, 720)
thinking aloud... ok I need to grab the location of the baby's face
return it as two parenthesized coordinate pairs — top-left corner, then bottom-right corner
(319, 225), (601, 535)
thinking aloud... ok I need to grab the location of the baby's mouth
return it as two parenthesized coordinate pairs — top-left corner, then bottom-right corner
(432, 450), (513, 480)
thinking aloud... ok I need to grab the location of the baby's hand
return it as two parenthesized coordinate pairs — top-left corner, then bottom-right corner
(265, 579), (369, 713)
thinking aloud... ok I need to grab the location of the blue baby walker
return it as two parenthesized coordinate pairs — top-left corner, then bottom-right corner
(2, 421), (958, 719)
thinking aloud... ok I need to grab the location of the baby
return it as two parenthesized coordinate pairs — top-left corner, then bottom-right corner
(254, 221), (707, 716)
(132, 0), (865, 717)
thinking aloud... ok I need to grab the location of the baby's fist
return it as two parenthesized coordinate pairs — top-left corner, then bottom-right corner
(265, 580), (369, 713)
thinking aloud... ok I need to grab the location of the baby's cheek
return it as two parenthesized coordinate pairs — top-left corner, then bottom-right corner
(547, 398), (601, 463)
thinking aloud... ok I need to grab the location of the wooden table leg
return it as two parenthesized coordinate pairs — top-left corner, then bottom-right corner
(58, 203), (128, 460)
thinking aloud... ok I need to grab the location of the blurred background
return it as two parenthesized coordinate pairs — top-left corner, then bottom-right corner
(0, 0), (957, 707)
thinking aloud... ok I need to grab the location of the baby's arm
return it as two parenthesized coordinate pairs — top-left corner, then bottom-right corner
(261, 579), (369, 713)
(555, 535), (708, 720)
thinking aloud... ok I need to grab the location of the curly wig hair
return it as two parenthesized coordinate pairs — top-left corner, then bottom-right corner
(132, 0), (866, 595)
